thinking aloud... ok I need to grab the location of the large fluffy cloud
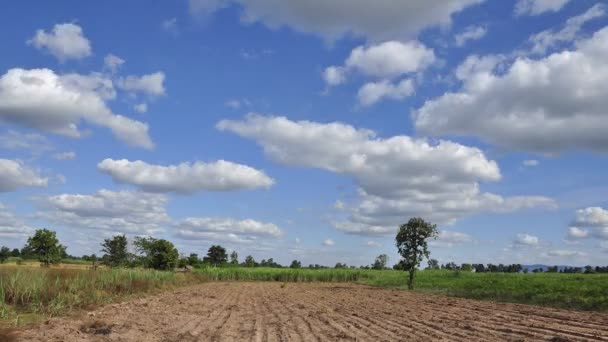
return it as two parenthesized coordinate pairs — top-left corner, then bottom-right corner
(27, 23), (92, 62)
(0, 159), (48, 192)
(175, 217), (282, 243)
(97, 158), (274, 193)
(37, 190), (170, 235)
(190, 0), (484, 41)
(0, 68), (153, 149)
(217, 114), (554, 235)
(414, 26), (608, 153)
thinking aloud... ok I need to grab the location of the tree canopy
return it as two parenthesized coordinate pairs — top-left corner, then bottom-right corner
(24, 228), (67, 266)
(395, 217), (438, 289)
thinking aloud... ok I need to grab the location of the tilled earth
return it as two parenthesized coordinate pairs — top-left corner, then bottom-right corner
(15, 282), (608, 341)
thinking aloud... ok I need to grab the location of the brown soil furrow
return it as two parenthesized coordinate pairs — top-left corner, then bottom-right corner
(13, 282), (608, 342)
(376, 290), (608, 341)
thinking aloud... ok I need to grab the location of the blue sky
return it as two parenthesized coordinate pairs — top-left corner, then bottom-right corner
(1, 0), (607, 267)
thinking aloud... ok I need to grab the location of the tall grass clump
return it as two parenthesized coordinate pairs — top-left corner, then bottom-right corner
(195, 267), (368, 282)
(0, 266), (200, 318)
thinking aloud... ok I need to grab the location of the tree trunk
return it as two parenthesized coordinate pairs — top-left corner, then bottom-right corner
(408, 268), (416, 290)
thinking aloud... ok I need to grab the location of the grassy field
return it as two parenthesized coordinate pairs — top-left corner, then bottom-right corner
(194, 267), (608, 311)
(0, 266), (202, 325)
(1, 265), (606, 327)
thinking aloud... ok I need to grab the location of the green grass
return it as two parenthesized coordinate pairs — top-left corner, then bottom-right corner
(0, 266), (202, 324)
(193, 267), (365, 282)
(2, 266), (606, 327)
(194, 267), (608, 311)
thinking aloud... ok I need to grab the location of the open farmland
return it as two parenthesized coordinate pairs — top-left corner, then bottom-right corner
(13, 282), (608, 342)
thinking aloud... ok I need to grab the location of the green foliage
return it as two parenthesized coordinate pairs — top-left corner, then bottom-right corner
(289, 260), (302, 269)
(187, 253), (199, 266)
(203, 245), (228, 267)
(0, 247), (10, 264)
(0, 267), (200, 319)
(372, 254), (388, 270)
(133, 237), (179, 270)
(395, 217), (438, 289)
(230, 251), (238, 265)
(244, 255), (256, 267)
(100, 235), (128, 268)
(195, 267), (363, 282)
(259, 258), (282, 268)
(24, 229), (67, 267)
(426, 259), (439, 270)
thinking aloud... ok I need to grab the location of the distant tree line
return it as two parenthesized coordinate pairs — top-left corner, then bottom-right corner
(3, 228), (608, 276)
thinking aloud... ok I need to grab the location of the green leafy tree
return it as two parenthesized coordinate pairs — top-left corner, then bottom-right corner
(244, 255), (256, 267)
(372, 254), (388, 270)
(203, 245), (228, 267)
(230, 251), (239, 265)
(101, 235), (128, 268)
(289, 260), (302, 269)
(187, 253), (199, 266)
(10, 248), (20, 257)
(395, 217), (438, 290)
(427, 258), (440, 270)
(25, 229), (67, 267)
(0, 246), (10, 263)
(133, 237), (179, 270)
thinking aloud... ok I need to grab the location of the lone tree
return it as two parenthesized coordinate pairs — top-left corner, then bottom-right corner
(133, 237), (179, 270)
(230, 251), (239, 265)
(101, 234), (128, 267)
(25, 229), (67, 267)
(289, 260), (302, 269)
(395, 217), (438, 290)
(372, 254), (388, 270)
(203, 245), (228, 267)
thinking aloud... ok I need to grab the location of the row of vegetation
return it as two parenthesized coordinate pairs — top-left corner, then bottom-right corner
(1, 218), (608, 323)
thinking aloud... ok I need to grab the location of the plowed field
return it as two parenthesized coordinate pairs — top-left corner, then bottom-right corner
(15, 282), (608, 341)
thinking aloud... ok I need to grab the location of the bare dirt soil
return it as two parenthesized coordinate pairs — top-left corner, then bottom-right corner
(14, 282), (608, 341)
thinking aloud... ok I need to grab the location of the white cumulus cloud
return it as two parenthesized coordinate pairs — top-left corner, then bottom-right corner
(0, 68), (153, 149)
(217, 114), (554, 235)
(176, 217), (283, 242)
(357, 79), (414, 106)
(514, 233), (539, 246)
(0, 159), (48, 192)
(414, 26), (608, 153)
(118, 72), (166, 97)
(37, 189), (170, 235)
(189, 0), (484, 41)
(97, 158), (274, 194)
(28, 23), (92, 62)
